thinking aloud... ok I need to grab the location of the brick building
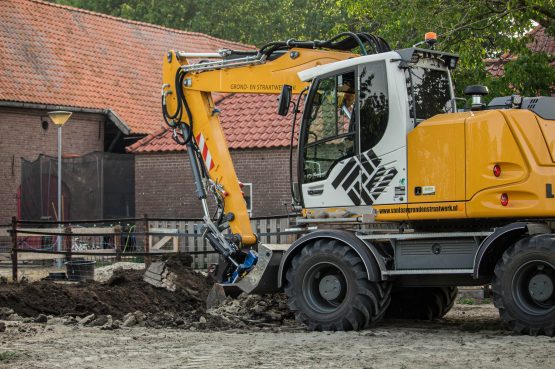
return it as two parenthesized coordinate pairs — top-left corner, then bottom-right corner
(0, 0), (251, 223)
(128, 94), (296, 218)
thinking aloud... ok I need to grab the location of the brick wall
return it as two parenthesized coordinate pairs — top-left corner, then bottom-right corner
(135, 147), (295, 218)
(0, 107), (105, 224)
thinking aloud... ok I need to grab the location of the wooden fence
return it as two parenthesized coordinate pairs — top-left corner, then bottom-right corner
(149, 216), (296, 268)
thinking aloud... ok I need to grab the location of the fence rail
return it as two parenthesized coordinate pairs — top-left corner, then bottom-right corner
(1, 215), (302, 281)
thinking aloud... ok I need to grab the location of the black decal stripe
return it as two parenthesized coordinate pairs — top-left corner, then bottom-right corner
(343, 167), (360, 191)
(367, 150), (380, 166)
(331, 159), (357, 189)
(367, 168), (398, 195)
(347, 189), (361, 205)
(361, 159), (374, 177)
(361, 188), (373, 205)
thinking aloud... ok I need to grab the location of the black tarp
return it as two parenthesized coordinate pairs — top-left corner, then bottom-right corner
(20, 152), (134, 221)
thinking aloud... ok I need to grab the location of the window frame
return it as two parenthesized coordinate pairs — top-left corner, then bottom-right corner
(242, 182), (253, 216)
(298, 67), (359, 186)
(357, 60), (390, 153)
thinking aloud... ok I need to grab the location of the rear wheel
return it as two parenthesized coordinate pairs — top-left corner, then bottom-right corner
(385, 286), (458, 320)
(284, 239), (391, 331)
(492, 234), (555, 336)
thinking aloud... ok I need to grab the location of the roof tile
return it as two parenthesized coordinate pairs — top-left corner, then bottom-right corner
(128, 94), (296, 153)
(486, 26), (555, 77)
(0, 0), (253, 134)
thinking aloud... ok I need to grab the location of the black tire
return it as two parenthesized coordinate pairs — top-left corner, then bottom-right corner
(492, 234), (555, 336)
(284, 239), (391, 331)
(385, 286), (458, 320)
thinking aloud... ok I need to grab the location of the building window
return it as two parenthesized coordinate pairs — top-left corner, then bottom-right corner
(243, 183), (253, 216)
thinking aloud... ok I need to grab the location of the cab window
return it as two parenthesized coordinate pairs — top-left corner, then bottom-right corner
(359, 61), (389, 152)
(303, 71), (356, 184)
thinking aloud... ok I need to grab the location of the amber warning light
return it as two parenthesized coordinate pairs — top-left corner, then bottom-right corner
(425, 32), (437, 45)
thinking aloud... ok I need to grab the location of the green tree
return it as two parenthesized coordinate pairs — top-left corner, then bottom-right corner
(338, 0), (555, 97)
(51, 0), (348, 46)
(52, 0), (554, 96)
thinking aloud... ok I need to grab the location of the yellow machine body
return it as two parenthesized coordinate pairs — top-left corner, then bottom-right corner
(374, 109), (555, 221)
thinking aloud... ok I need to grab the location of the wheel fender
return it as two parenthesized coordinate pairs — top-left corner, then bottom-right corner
(277, 229), (385, 288)
(473, 222), (551, 278)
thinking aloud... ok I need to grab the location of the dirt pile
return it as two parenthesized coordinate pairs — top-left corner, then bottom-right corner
(94, 262), (145, 283)
(0, 254), (211, 320)
(0, 254), (298, 331)
(208, 293), (297, 328)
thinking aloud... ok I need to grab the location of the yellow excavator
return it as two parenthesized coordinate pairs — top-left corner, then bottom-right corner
(160, 32), (555, 335)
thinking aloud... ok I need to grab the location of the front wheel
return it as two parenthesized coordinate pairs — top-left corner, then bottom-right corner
(492, 234), (555, 336)
(284, 239), (391, 331)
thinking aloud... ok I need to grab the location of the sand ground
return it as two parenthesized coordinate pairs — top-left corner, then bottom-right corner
(1, 303), (554, 369)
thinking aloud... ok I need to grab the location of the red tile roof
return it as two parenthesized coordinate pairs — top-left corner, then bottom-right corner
(486, 26), (555, 77)
(127, 93), (296, 153)
(0, 0), (252, 134)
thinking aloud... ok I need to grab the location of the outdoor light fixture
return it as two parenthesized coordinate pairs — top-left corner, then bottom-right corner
(47, 110), (72, 126)
(48, 110), (72, 267)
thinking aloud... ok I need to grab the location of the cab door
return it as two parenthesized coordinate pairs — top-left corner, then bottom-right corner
(299, 60), (406, 210)
(299, 69), (360, 208)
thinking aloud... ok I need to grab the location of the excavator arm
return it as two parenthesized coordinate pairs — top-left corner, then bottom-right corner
(161, 33), (389, 283)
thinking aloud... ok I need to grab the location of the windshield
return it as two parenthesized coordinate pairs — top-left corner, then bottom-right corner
(406, 66), (452, 122)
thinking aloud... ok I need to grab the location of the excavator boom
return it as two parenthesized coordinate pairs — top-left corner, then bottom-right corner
(160, 33), (387, 283)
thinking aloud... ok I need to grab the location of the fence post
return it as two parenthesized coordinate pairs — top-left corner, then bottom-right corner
(64, 225), (72, 262)
(11, 216), (18, 282)
(114, 224), (122, 261)
(143, 214), (150, 267)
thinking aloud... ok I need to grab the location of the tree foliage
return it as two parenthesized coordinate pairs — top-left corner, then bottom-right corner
(51, 0), (554, 97)
(338, 0), (555, 96)
(52, 0), (348, 46)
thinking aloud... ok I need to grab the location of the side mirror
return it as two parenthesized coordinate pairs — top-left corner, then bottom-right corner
(277, 85), (292, 116)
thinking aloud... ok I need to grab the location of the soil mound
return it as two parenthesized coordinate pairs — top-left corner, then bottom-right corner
(0, 254), (211, 320)
(0, 254), (298, 330)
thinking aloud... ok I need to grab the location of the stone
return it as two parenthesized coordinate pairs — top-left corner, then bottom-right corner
(122, 314), (137, 328)
(34, 314), (48, 324)
(101, 317), (120, 331)
(253, 304), (267, 314)
(79, 314), (95, 325)
(0, 321), (5, 332)
(7, 314), (23, 322)
(265, 311), (283, 321)
(89, 315), (108, 327)
(63, 317), (78, 325)
(0, 308), (14, 319)
(206, 284), (227, 310)
(199, 316), (207, 324)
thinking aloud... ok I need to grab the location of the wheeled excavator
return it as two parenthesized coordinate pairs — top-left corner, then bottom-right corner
(159, 32), (555, 335)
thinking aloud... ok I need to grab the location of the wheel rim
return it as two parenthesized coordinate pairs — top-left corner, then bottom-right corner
(302, 261), (348, 314)
(512, 259), (555, 316)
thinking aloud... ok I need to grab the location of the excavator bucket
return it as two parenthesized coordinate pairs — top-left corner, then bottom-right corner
(144, 244), (290, 298)
(206, 244), (290, 306)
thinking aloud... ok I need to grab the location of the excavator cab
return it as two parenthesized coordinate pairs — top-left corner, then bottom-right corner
(295, 48), (458, 218)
